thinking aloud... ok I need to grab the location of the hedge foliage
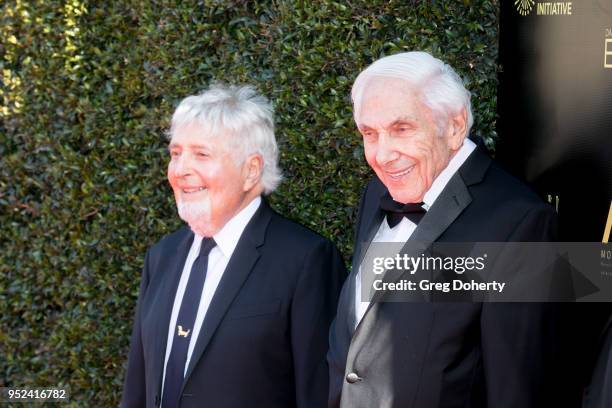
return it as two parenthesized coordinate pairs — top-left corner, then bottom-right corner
(1, 0), (499, 405)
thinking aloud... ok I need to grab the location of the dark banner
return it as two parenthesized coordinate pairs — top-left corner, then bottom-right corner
(498, 3), (612, 400)
(497, 0), (612, 242)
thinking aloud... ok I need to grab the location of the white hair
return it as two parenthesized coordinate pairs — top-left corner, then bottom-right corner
(351, 51), (473, 135)
(169, 84), (282, 195)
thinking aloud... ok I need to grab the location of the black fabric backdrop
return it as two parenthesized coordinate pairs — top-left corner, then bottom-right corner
(497, 2), (612, 405)
(497, 0), (612, 242)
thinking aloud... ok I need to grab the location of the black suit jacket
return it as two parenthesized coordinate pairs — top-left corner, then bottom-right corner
(328, 146), (563, 408)
(122, 200), (346, 408)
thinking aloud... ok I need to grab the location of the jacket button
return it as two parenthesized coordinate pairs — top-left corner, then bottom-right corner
(346, 372), (362, 383)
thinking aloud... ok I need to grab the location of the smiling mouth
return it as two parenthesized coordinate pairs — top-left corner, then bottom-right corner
(181, 187), (207, 194)
(386, 165), (415, 180)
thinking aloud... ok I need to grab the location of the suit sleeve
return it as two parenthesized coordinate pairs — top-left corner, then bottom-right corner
(121, 249), (151, 408)
(481, 205), (562, 407)
(291, 239), (346, 408)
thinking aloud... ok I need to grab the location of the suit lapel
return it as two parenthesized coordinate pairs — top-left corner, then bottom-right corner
(409, 171), (472, 248)
(182, 201), (272, 385)
(345, 206), (385, 332)
(404, 144), (491, 256)
(354, 209), (385, 270)
(152, 229), (194, 397)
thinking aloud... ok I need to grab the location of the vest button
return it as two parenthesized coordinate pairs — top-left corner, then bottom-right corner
(346, 372), (362, 383)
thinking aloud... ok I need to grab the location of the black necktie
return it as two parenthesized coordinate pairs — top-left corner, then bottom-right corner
(161, 237), (216, 408)
(379, 192), (426, 228)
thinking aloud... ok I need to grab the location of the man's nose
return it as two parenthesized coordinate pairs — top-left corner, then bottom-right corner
(173, 154), (193, 177)
(375, 133), (399, 165)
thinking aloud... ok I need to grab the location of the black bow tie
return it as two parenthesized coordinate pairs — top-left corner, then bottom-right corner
(379, 192), (426, 228)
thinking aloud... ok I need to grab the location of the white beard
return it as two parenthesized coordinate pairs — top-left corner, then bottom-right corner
(176, 195), (212, 236)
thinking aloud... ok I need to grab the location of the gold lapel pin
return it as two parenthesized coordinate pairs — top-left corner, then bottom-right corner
(177, 325), (190, 338)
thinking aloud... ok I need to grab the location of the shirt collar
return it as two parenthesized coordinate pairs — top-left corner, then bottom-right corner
(422, 138), (477, 210)
(194, 196), (262, 258)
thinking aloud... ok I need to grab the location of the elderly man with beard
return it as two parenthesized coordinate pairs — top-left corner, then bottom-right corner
(121, 84), (345, 408)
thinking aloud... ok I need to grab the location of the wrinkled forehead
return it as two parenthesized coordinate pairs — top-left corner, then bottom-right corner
(354, 76), (415, 107)
(353, 76), (422, 123)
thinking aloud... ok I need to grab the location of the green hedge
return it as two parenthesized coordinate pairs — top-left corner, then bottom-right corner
(0, 0), (499, 405)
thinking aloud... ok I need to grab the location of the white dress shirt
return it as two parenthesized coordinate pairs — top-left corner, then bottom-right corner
(354, 138), (477, 326)
(160, 196), (262, 398)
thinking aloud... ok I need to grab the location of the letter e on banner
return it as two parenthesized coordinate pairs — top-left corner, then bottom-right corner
(605, 39), (612, 68)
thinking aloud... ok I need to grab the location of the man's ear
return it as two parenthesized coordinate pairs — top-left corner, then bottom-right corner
(446, 108), (468, 150)
(243, 153), (263, 192)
